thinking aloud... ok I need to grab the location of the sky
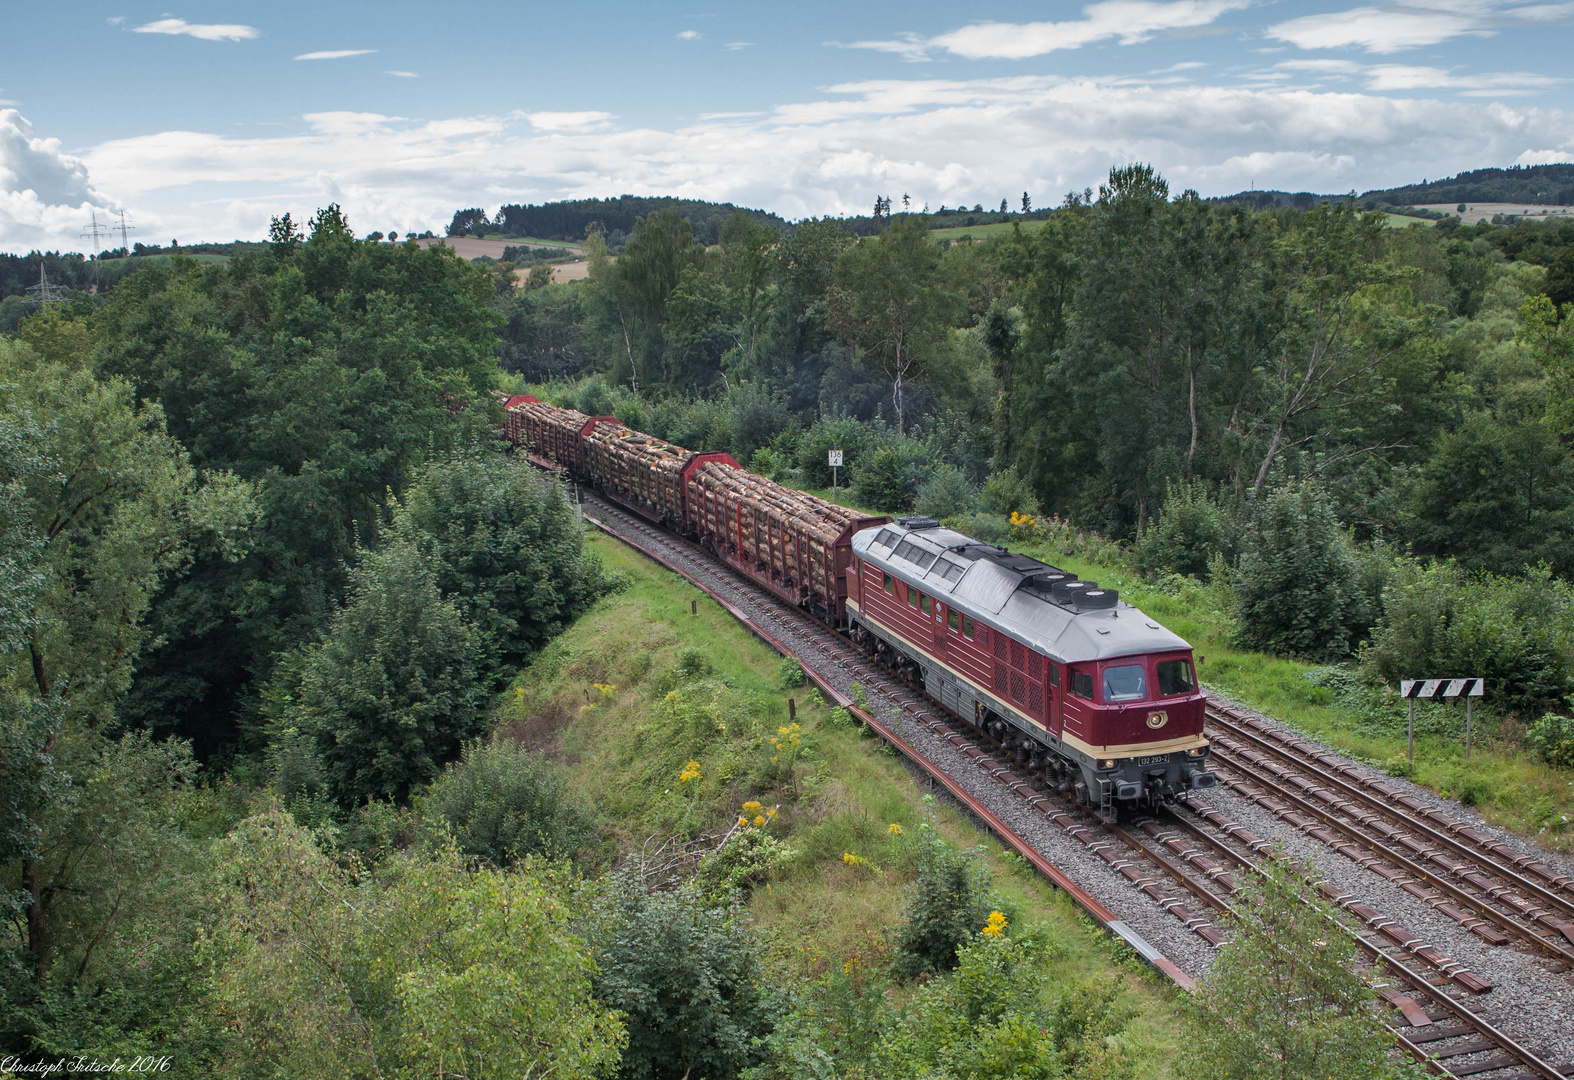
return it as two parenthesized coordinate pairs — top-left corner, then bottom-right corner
(2, 0), (1572, 253)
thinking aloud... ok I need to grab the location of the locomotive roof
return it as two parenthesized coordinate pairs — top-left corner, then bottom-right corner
(850, 519), (1190, 665)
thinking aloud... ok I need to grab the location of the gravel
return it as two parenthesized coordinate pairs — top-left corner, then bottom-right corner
(586, 499), (1574, 1063)
(1206, 686), (1574, 885)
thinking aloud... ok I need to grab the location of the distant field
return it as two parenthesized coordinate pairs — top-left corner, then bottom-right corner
(929, 219), (1047, 242)
(1379, 213), (1438, 229)
(1415, 202), (1574, 225)
(417, 236), (584, 260)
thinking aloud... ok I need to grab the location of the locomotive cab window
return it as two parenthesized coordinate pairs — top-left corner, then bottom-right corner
(962, 616), (975, 640)
(1157, 658), (1195, 696)
(1102, 663), (1147, 702)
(1070, 669), (1094, 699)
(883, 573), (895, 596)
(1047, 663), (1060, 688)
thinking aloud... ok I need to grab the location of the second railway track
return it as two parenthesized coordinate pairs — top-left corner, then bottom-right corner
(569, 484), (1574, 1076)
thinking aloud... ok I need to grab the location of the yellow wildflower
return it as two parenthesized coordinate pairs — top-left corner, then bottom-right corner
(842, 852), (867, 867)
(742, 801), (763, 814)
(887, 823), (903, 836)
(753, 815), (766, 826)
(678, 759), (701, 783)
(981, 910), (1008, 938)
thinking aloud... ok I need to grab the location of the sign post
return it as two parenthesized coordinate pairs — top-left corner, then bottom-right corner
(1399, 679), (1486, 762)
(829, 449), (843, 504)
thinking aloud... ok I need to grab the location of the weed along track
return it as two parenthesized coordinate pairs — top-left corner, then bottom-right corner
(571, 487), (1574, 1076)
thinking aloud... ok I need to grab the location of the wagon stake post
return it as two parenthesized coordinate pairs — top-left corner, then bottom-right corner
(1400, 679), (1486, 762)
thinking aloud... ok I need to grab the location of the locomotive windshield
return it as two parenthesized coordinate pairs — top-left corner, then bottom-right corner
(1103, 663), (1147, 702)
(1157, 658), (1195, 696)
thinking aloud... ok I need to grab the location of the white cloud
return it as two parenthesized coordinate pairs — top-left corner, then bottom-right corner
(294, 49), (377, 60)
(834, 0), (1252, 61)
(1267, 1), (1574, 54)
(33, 73), (1568, 255)
(132, 18), (259, 42)
(0, 109), (116, 250)
(386, 70), (419, 78)
(676, 30), (701, 40)
(724, 42), (754, 50)
(520, 111), (616, 132)
(1268, 58), (1559, 95)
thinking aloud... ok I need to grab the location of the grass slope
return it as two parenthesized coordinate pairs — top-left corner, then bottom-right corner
(504, 531), (1184, 1073)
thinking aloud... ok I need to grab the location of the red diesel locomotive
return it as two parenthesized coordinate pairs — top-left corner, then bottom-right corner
(502, 396), (1215, 819)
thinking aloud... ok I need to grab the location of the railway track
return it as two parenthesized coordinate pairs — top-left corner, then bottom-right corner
(1201, 702), (1574, 965)
(570, 485), (1572, 1078)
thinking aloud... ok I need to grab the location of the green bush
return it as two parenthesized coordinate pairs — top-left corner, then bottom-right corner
(419, 738), (595, 864)
(1180, 854), (1400, 1080)
(1136, 482), (1236, 579)
(915, 465), (978, 520)
(592, 873), (772, 1080)
(892, 825), (996, 977)
(265, 538), (484, 806)
(979, 466), (1039, 517)
(1361, 562), (1574, 715)
(776, 656), (806, 689)
(796, 416), (872, 488)
(393, 447), (611, 674)
(696, 826), (799, 900)
(1234, 481), (1368, 662)
(852, 442), (927, 514)
(1529, 714), (1574, 769)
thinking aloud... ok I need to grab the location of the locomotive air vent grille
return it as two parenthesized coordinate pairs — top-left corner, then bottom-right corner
(1010, 672), (1026, 704)
(993, 632), (1008, 660)
(1028, 682), (1043, 714)
(993, 661), (1006, 693)
(1009, 640), (1024, 669)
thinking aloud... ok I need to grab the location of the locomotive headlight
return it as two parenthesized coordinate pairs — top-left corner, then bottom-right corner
(1100, 759), (1116, 770)
(1185, 747), (1207, 757)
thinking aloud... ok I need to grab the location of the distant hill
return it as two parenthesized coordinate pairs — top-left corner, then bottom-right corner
(1208, 190), (1347, 211)
(1361, 164), (1574, 207)
(449, 197), (790, 246)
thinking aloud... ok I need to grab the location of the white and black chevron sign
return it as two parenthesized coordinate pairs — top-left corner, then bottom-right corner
(1399, 678), (1485, 699)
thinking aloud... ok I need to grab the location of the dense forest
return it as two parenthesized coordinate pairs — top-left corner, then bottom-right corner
(3, 167), (1573, 1076)
(1363, 163), (1574, 207)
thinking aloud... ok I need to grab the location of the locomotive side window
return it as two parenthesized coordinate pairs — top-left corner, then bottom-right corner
(1103, 663), (1147, 702)
(962, 616), (975, 640)
(1047, 663), (1060, 688)
(920, 595), (931, 615)
(948, 610), (960, 632)
(907, 586), (919, 608)
(883, 573), (895, 595)
(1157, 658), (1195, 696)
(1070, 669), (1094, 699)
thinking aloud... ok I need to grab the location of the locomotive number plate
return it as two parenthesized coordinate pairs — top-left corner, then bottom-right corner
(1137, 755), (1167, 766)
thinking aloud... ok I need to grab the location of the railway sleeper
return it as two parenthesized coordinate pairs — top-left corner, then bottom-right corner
(1215, 770), (1561, 953)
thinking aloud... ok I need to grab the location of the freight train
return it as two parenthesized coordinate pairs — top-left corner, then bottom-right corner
(502, 394), (1215, 820)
